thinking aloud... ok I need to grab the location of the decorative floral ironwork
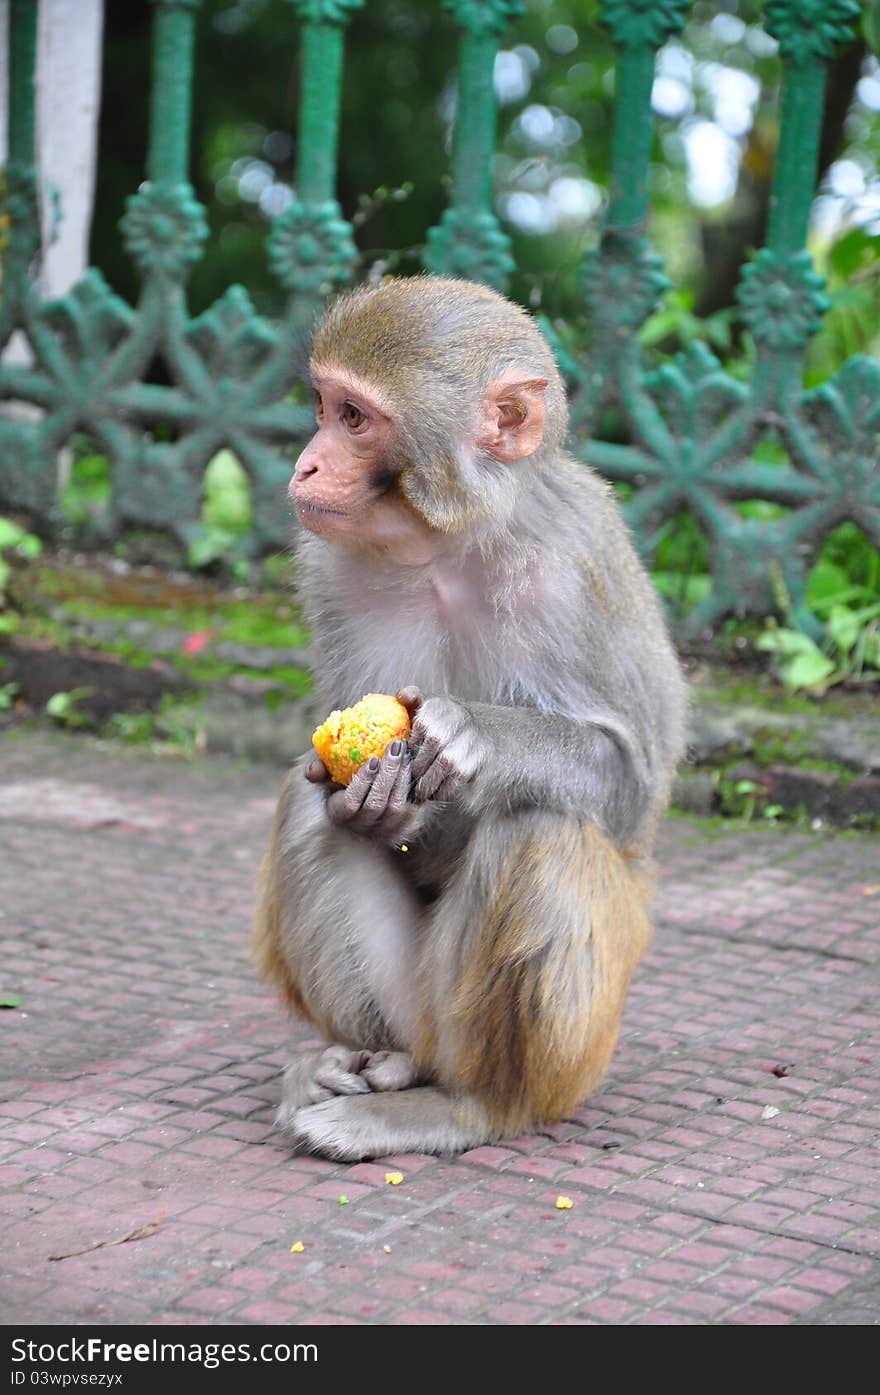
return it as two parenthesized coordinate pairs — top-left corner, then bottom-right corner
(188, 286), (278, 379)
(38, 270), (135, 362)
(286, 0), (364, 24)
(599, 0), (690, 49)
(737, 249), (829, 351)
(2, 0), (879, 626)
(802, 357), (880, 543)
(115, 440), (204, 532)
(443, 0), (525, 36)
(423, 208), (514, 291)
(764, 0), (860, 64)
(267, 199), (357, 296)
(582, 235), (669, 336)
(647, 343), (748, 453)
(121, 182), (208, 278)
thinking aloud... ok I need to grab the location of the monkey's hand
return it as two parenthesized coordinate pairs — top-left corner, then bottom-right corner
(307, 739), (428, 844)
(409, 695), (488, 803)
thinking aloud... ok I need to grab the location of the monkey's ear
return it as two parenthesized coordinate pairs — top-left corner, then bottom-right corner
(477, 377), (548, 463)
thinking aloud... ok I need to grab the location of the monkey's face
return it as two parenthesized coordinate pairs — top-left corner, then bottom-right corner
(290, 368), (434, 557)
(291, 355), (553, 555)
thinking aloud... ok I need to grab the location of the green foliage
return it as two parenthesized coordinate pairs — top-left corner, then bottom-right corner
(639, 289), (735, 356)
(45, 688), (96, 729)
(806, 228), (880, 387)
(187, 449), (254, 571)
(864, 0), (880, 54)
(651, 511), (712, 617)
(104, 696), (207, 756)
(757, 538), (880, 691)
(0, 681), (19, 711)
(0, 516), (42, 592)
(715, 773), (789, 823)
(60, 448), (112, 528)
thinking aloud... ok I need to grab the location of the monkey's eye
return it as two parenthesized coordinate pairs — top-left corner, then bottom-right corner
(341, 401), (366, 432)
(313, 390), (324, 421)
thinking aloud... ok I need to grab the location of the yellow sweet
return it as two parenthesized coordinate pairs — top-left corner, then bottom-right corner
(312, 693), (412, 786)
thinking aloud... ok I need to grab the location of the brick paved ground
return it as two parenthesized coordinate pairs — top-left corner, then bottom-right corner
(1, 731), (878, 1326)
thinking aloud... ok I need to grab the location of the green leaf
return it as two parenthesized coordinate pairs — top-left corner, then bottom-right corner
(17, 534), (42, 559)
(0, 558), (9, 590)
(46, 692), (72, 718)
(46, 687), (94, 720)
(0, 995), (22, 1009)
(864, 0), (880, 55)
(0, 517), (27, 550)
(188, 527), (238, 569)
(756, 625), (821, 658)
(806, 560), (849, 608)
(827, 603), (860, 658)
(779, 650), (836, 691)
(202, 450), (253, 535)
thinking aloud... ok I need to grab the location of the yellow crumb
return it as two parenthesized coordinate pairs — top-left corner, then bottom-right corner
(385, 1171), (404, 1185)
(555, 1196), (573, 1210)
(399, 844), (409, 853)
(290, 1241), (305, 1252)
(312, 693), (411, 786)
(383, 1245), (392, 1254)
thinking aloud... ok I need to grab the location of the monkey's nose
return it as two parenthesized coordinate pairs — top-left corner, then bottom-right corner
(291, 458), (318, 493)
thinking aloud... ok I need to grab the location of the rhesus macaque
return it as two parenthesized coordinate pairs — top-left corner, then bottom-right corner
(254, 275), (687, 1160)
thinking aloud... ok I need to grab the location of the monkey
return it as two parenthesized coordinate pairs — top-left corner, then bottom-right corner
(253, 275), (687, 1161)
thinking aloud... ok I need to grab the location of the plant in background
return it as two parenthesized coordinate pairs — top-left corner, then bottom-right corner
(60, 445), (112, 529)
(0, 516), (42, 591)
(757, 552), (880, 693)
(45, 688), (95, 730)
(0, 516), (42, 634)
(186, 449), (253, 573)
(0, 680), (19, 711)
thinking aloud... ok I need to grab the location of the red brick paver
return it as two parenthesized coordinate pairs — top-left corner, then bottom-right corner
(1, 732), (878, 1325)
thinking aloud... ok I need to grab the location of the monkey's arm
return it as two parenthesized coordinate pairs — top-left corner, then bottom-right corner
(410, 696), (661, 848)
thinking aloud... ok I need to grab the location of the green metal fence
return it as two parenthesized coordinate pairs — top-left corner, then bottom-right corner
(1, 0), (878, 637)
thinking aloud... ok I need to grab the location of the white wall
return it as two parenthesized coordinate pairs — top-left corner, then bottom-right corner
(0, 0), (104, 299)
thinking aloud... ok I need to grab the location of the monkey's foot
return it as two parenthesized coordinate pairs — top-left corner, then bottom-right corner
(284, 1087), (497, 1161)
(275, 1046), (417, 1134)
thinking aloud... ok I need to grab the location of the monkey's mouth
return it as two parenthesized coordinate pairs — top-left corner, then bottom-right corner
(297, 500), (349, 519)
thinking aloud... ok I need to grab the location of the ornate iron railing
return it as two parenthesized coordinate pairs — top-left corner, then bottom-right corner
(0, 0), (877, 636)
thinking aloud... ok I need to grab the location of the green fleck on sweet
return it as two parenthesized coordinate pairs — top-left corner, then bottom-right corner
(338, 1195), (349, 1205)
(349, 748), (360, 761)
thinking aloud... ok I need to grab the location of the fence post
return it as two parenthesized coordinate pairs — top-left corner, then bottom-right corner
(1, 0), (39, 332)
(736, 1), (860, 405)
(267, 0), (362, 336)
(423, 0), (524, 290)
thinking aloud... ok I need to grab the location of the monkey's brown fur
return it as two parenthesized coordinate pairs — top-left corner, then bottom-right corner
(254, 275), (686, 1161)
(416, 822), (653, 1132)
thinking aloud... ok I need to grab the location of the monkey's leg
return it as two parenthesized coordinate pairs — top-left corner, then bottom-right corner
(255, 762), (426, 1129)
(275, 1047), (419, 1132)
(287, 1086), (496, 1160)
(286, 813), (653, 1161)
